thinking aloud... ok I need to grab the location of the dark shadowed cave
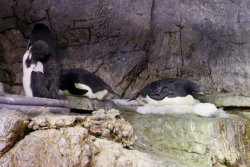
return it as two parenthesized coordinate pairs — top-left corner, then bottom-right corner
(1, 0), (250, 97)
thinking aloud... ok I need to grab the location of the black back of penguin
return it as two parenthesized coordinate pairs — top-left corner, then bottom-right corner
(60, 68), (115, 94)
(29, 23), (57, 63)
(29, 23), (56, 53)
(138, 78), (202, 100)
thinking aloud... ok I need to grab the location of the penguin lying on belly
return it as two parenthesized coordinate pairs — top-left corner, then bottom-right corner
(59, 68), (119, 100)
(134, 78), (225, 117)
(135, 78), (204, 105)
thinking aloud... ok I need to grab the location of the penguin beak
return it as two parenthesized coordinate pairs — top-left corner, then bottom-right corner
(196, 91), (205, 96)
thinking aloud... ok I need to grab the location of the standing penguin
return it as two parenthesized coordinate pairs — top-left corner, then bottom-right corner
(59, 68), (119, 100)
(22, 23), (61, 99)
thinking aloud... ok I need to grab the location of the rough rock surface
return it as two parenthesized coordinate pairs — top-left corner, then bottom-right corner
(28, 109), (135, 148)
(0, 108), (184, 167)
(91, 139), (184, 167)
(1, 0), (250, 97)
(0, 129), (182, 167)
(199, 93), (250, 107)
(2, 105), (250, 166)
(67, 95), (115, 111)
(123, 111), (250, 167)
(0, 109), (28, 157)
(0, 82), (4, 93)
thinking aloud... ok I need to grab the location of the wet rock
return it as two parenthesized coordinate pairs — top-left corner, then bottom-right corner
(28, 109), (135, 147)
(123, 111), (250, 166)
(2, 103), (250, 166)
(0, 109), (28, 157)
(0, 30), (26, 63)
(0, 127), (95, 167)
(67, 95), (115, 111)
(0, 29), (26, 89)
(0, 0), (16, 32)
(91, 139), (184, 167)
(0, 128), (182, 167)
(0, 108), (183, 167)
(199, 93), (250, 107)
(0, 82), (4, 92)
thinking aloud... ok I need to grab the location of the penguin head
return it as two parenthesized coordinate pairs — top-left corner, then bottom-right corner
(186, 81), (204, 96)
(150, 82), (162, 94)
(140, 82), (162, 97)
(31, 40), (51, 62)
(138, 82), (167, 101)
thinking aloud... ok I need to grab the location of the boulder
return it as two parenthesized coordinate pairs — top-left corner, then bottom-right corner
(199, 93), (250, 107)
(0, 129), (183, 167)
(0, 108), (184, 167)
(28, 109), (135, 148)
(0, 109), (29, 157)
(123, 111), (250, 166)
(67, 95), (115, 111)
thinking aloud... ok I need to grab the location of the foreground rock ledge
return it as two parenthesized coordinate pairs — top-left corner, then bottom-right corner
(0, 108), (184, 167)
(2, 107), (250, 166)
(199, 93), (250, 107)
(123, 111), (250, 167)
(0, 128), (181, 167)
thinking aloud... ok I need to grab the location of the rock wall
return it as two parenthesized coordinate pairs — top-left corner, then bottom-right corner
(123, 111), (250, 167)
(0, 108), (184, 167)
(1, 0), (250, 97)
(2, 107), (250, 166)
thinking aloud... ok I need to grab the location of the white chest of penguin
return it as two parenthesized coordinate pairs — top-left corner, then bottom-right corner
(22, 49), (44, 97)
(138, 95), (199, 106)
(60, 83), (109, 100)
(136, 95), (221, 117)
(74, 83), (108, 100)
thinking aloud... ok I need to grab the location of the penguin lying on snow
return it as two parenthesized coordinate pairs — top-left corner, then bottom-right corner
(132, 78), (225, 117)
(136, 102), (224, 117)
(22, 23), (61, 99)
(134, 78), (204, 105)
(59, 68), (119, 100)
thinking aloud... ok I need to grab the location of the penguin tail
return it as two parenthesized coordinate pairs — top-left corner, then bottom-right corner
(128, 91), (140, 101)
(136, 104), (193, 115)
(192, 103), (228, 117)
(106, 86), (121, 99)
(128, 97), (136, 101)
(112, 99), (139, 106)
(112, 91), (122, 99)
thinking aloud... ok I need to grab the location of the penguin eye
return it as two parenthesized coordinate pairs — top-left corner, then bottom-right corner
(151, 84), (162, 94)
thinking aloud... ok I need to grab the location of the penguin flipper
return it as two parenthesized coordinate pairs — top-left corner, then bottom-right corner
(31, 71), (52, 98)
(128, 91), (141, 101)
(65, 82), (88, 96)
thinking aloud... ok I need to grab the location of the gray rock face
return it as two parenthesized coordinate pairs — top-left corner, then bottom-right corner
(0, 129), (181, 167)
(1, 0), (250, 97)
(0, 108), (184, 167)
(2, 104), (250, 166)
(200, 93), (250, 107)
(0, 109), (28, 157)
(123, 111), (250, 167)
